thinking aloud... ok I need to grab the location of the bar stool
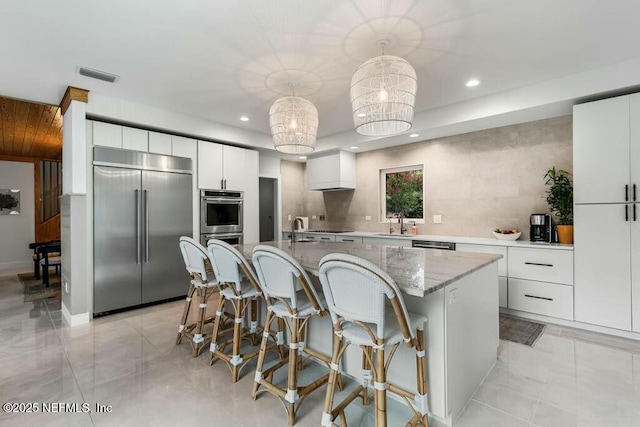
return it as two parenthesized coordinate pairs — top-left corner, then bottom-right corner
(251, 245), (340, 426)
(207, 239), (276, 382)
(318, 253), (430, 427)
(177, 236), (221, 357)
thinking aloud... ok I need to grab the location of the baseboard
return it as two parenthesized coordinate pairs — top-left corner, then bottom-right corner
(61, 302), (90, 327)
(501, 307), (640, 341)
(0, 261), (32, 271)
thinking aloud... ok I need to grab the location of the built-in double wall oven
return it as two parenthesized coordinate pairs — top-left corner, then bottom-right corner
(200, 189), (243, 246)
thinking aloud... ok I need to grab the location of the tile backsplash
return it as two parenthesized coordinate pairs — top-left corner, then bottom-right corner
(281, 115), (572, 240)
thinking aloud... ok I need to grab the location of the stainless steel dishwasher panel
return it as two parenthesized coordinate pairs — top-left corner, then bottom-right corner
(411, 240), (456, 250)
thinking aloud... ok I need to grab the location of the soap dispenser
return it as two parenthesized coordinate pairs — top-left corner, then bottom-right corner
(411, 222), (418, 235)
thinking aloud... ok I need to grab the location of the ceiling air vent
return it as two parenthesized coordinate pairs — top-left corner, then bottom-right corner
(78, 67), (118, 83)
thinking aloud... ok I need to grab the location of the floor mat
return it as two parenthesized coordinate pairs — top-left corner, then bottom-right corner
(18, 272), (61, 303)
(499, 313), (546, 347)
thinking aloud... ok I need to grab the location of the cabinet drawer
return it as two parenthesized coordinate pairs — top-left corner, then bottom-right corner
(508, 278), (573, 320)
(308, 234), (335, 242)
(508, 247), (573, 285)
(457, 244), (507, 276)
(336, 235), (363, 243)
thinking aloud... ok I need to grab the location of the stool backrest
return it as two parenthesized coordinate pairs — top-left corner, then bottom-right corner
(179, 236), (212, 283)
(319, 253), (414, 342)
(207, 239), (260, 293)
(252, 245), (324, 312)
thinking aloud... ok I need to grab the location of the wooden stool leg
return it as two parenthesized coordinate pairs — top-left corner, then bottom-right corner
(415, 327), (429, 427)
(209, 295), (226, 365)
(250, 299), (259, 345)
(176, 281), (196, 345)
(286, 317), (300, 426)
(252, 310), (276, 399)
(374, 343), (387, 427)
(362, 345), (373, 405)
(277, 317), (286, 359)
(322, 332), (342, 427)
(191, 286), (208, 357)
(231, 297), (244, 382)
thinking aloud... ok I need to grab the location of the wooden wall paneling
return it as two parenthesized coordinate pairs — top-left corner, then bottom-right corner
(32, 106), (57, 159)
(22, 103), (44, 157)
(1, 98), (16, 155)
(13, 101), (30, 156)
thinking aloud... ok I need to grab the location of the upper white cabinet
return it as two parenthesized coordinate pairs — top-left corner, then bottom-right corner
(197, 141), (259, 243)
(171, 136), (199, 239)
(307, 151), (356, 191)
(122, 127), (148, 151)
(573, 93), (640, 331)
(92, 122), (122, 148)
(574, 95), (634, 204)
(149, 131), (172, 155)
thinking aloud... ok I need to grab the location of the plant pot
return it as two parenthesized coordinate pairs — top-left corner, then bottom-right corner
(556, 225), (574, 244)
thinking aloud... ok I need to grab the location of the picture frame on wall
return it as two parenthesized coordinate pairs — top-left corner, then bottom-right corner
(0, 189), (20, 215)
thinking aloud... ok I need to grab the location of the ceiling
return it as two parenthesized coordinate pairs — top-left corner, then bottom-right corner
(0, 96), (62, 160)
(2, 0), (640, 156)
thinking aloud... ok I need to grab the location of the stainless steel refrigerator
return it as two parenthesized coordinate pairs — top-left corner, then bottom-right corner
(93, 147), (193, 314)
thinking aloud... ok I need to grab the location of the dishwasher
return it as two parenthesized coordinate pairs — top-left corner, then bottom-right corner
(411, 240), (456, 250)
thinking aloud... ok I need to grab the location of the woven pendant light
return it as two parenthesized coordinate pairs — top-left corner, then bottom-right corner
(350, 41), (417, 136)
(269, 92), (318, 154)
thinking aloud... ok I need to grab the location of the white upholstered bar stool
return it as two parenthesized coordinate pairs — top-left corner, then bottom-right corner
(251, 245), (340, 426)
(177, 236), (220, 357)
(207, 239), (271, 382)
(318, 253), (430, 427)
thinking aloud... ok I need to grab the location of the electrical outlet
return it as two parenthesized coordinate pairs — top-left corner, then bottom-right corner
(312, 215), (317, 220)
(433, 215), (442, 224)
(287, 214), (292, 221)
(365, 215), (372, 221)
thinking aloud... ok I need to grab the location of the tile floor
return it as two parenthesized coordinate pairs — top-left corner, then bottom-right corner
(1, 268), (640, 426)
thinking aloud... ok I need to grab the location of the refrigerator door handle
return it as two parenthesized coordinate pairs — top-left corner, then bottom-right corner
(135, 189), (141, 264)
(144, 189), (150, 263)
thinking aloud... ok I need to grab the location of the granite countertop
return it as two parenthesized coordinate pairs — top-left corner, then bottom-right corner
(286, 230), (573, 250)
(238, 240), (502, 297)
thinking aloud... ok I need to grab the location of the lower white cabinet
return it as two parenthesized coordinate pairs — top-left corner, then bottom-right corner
(457, 244), (508, 308)
(508, 278), (574, 320)
(362, 237), (412, 247)
(509, 247), (573, 285)
(336, 235), (363, 243)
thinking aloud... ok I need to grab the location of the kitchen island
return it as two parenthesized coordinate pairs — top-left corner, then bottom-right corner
(237, 240), (501, 426)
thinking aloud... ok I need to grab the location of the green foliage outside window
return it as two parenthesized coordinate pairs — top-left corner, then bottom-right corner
(385, 169), (424, 219)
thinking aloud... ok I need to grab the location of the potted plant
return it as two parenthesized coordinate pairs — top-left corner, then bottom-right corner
(544, 166), (573, 244)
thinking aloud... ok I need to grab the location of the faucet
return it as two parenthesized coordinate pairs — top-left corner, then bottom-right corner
(399, 212), (407, 235)
(389, 218), (395, 234)
(291, 217), (304, 244)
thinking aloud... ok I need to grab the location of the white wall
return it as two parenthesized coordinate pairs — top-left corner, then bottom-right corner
(0, 161), (35, 270)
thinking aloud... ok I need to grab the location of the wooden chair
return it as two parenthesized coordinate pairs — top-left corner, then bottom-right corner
(251, 245), (340, 425)
(177, 236), (220, 357)
(207, 239), (277, 382)
(318, 253), (430, 427)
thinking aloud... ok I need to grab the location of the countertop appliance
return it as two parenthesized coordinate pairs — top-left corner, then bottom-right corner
(93, 147), (193, 315)
(530, 213), (552, 242)
(412, 240), (456, 250)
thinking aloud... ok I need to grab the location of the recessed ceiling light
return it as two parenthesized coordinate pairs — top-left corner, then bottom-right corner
(466, 79), (480, 87)
(240, 116), (249, 121)
(299, 156), (307, 160)
(357, 113), (367, 118)
(409, 133), (419, 138)
(350, 146), (359, 150)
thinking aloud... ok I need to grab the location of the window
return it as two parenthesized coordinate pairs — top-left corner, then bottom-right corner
(380, 165), (424, 221)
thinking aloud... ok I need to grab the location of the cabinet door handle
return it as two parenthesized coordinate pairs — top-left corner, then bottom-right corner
(524, 294), (553, 301)
(634, 204), (637, 222)
(626, 204), (629, 222)
(342, 239), (355, 242)
(524, 262), (553, 267)
(320, 237), (331, 240)
(634, 184), (637, 202)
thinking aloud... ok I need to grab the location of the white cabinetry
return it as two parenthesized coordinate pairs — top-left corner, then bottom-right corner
(197, 141), (259, 244)
(171, 136), (199, 239)
(307, 151), (356, 190)
(336, 235), (363, 243)
(122, 127), (148, 151)
(362, 237), (412, 247)
(457, 244), (508, 308)
(149, 132), (172, 155)
(92, 122), (122, 148)
(507, 247), (574, 320)
(573, 93), (640, 331)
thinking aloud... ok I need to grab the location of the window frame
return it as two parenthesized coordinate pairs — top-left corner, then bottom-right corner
(379, 164), (425, 223)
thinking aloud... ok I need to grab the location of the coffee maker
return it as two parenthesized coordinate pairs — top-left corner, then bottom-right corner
(530, 214), (552, 242)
